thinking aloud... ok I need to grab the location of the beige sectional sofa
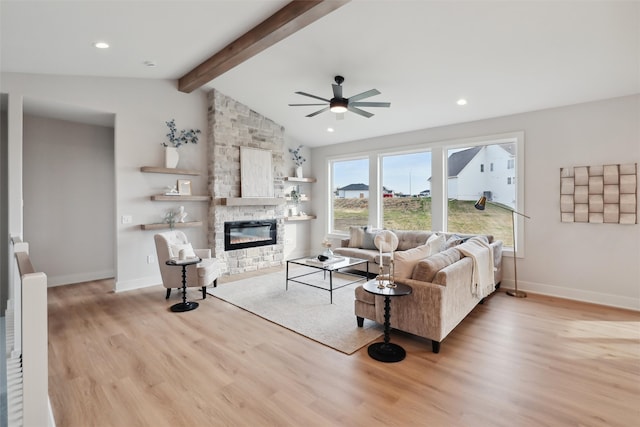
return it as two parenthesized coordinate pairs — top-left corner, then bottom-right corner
(334, 229), (502, 353)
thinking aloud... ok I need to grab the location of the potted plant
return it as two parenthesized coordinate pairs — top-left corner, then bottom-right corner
(288, 145), (306, 178)
(160, 119), (201, 168)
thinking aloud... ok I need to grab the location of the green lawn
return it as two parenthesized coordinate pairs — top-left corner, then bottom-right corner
(333, 198), (513, 246)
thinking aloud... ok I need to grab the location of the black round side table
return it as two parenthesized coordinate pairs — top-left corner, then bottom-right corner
(165, 258), (201, 312)
(362, 280), (412, 363)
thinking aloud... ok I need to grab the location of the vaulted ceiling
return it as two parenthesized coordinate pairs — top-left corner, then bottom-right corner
(1, 1), (638, 146)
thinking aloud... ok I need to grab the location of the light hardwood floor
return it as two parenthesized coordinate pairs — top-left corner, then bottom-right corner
(48, 270), (640, 427)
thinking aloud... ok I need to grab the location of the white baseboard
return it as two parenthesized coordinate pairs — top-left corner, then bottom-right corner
(502, 278), (640, 311)
(47, 270), (114, 287)
(115, 275), (161, 293)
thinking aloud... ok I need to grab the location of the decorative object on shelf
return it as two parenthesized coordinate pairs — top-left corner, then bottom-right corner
(160, 119), (201, 168)
(165, 185), (179, 196)
(288, 145), (306, 178)
(289, 187), (301, 205)
(289, 206), (298, 217)
(474, 195), (530, 298)
(163, 209), (177, 230)
(177, 179), (192, 195)
(176, 206), (188, 223)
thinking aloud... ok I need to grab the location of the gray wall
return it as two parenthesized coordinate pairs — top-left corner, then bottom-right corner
(310, 94), (640, 310)
(23, 115), (115, 285)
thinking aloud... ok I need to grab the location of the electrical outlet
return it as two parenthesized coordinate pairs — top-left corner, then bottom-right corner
(147, 255), (154, 264)
(121, 215), (133, 224)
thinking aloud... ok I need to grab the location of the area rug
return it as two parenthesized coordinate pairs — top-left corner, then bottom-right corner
(207, 268), (383, 354)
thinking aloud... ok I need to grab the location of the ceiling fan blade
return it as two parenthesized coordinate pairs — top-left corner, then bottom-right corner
(347, 106), (374, 118)
(348, 89), (381, 102)
(295, 91), (330, 103)
(288, 103), (328, 106)
(306, 107), (330, 117)
(351, 101), (391, 108)
(332, 84), (342, 99)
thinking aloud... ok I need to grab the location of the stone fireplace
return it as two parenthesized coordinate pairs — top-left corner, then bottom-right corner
(207, 89), (286, 275)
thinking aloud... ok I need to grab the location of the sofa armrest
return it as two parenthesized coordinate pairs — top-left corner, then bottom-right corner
(194, 248), (212, 259)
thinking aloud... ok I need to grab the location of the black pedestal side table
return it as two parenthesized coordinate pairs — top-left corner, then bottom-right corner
(166, 258), (201, 312)
(362, 280), (412, 363)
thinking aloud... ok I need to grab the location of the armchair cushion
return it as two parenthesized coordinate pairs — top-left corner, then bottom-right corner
(170, 243), (195, 258)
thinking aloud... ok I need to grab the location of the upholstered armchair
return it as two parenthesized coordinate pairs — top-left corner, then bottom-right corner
(154, 231), (219, 299)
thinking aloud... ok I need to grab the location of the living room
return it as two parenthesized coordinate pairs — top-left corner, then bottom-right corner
(1, 1), (639, 425)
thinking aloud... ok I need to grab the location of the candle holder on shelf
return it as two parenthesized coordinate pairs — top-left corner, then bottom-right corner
(386, 255), (397, 288)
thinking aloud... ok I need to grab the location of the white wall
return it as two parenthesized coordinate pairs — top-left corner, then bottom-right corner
(2, 72), (209, 291)
(23, 115), (115, 286)
(310, 94), (640, 310)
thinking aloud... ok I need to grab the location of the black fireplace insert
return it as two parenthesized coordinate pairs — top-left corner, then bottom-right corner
(224, 220), (277, 251)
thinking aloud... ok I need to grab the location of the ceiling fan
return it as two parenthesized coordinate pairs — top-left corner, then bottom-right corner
(289, 75), (390, 118)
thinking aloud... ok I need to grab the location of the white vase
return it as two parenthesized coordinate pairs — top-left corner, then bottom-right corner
(295, 166), (303, 178)
(165, 147), (179, 168)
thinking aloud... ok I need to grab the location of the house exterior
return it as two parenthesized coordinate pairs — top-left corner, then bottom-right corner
(336, 183), (369, 198)
(447, 144), (516, 208)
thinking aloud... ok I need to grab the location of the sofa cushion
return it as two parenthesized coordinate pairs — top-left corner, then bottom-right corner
(426, 232), (446, 256)
(361, 227), (379, 250)
(332, 247), (378, 263)
(348, 226), (366, 248)
(392, 230), (432, 251)
(393, 244), (432, 279)
(411, 248), (462, 283)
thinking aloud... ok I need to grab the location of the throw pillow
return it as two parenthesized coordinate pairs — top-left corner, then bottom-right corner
(361, 226), (379, 250)
(170, 243), (196, 259)
(348, 226), (365, 248)
(411, 248), (462, 283)
(444, 234), (466, 250)
(393, 244), (431, 279)
(374, 230), (399, 252)
(425, 232), (446, 256)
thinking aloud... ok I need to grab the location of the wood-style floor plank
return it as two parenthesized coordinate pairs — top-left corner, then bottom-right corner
(47, 272), (640, 427)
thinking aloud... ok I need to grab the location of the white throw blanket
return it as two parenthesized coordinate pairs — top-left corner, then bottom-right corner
(457, 238), (495, 298)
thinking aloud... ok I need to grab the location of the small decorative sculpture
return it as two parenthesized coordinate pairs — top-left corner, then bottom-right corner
(176, 206), (188, 223)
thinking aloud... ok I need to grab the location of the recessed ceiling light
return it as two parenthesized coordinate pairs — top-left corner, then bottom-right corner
(457, 98), (468, 106)
(143, 60), (157, 67)
(94, 42), (110, 49)
(327, 127), (334, 133)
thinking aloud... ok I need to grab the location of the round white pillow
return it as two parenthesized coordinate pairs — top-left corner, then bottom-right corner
(374, 230), (399, 252)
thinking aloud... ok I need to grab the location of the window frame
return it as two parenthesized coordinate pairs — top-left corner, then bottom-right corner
(327, 155), (371, 235)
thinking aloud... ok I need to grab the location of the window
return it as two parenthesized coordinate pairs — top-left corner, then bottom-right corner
(381, 151), (432, 230)
(447, 141), (519, 247)
(330, 157), (369, 234)
(490, 163), (494, 172)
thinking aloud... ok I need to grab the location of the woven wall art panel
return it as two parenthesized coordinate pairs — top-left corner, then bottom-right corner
(560, 163), (637, 224)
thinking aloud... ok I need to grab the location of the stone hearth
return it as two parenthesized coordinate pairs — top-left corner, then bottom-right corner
(207, 89), (286, 275)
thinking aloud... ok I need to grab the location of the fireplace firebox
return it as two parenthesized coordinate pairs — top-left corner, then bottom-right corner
(224, 220), (277, 251)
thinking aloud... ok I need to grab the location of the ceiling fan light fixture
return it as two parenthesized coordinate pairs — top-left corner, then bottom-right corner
(330, 99), (348, 113)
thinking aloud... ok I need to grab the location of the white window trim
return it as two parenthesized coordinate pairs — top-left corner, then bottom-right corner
(327, 154), (370, 236)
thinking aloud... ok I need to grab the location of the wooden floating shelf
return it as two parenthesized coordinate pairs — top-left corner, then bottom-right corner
(284, 177), (316, 183)
(219, 197), (285, 206)
(284, 215), (316, 222)
(151, 195), (210, 202)
(140, 221), (203, 230)
(140, 166), (200, 176)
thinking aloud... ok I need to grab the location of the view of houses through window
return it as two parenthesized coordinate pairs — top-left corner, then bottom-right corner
(329, 138), (520, 248)
(331, 157), (369, 233)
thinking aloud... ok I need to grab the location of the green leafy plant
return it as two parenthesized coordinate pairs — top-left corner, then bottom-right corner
(289, 188), (301, 204)
(161, 119), (201, 148)
(288, 145), (306, 166)
(164, 210), (177, 230)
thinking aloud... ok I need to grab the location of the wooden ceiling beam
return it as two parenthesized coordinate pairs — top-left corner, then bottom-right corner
(178, 0), (351, 93)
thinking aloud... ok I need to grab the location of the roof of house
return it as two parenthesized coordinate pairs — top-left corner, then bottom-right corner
(447, 146), (482, 177)
(337, 183), (369, 191)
